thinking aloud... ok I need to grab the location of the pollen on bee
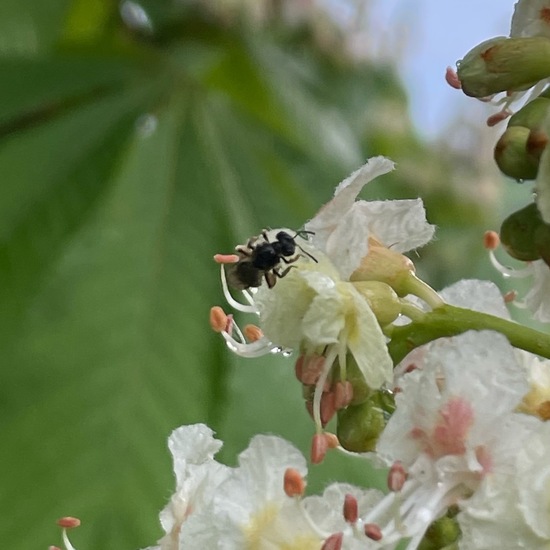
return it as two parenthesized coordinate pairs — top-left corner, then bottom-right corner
(213, 253), (240, 264)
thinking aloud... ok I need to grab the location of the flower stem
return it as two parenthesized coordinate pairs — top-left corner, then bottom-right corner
(402, 273), (445, 309)
(388, 304), (550, 364)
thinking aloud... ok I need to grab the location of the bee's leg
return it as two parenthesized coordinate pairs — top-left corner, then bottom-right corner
(273, 265), (297, 279)
(236, 235), (259, 255)
(265, 271), (277, 288)
(235, 245), (252, 256)
(280, 255), (301, 265)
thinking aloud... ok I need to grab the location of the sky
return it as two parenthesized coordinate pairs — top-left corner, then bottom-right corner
(368, 0), (514, 138)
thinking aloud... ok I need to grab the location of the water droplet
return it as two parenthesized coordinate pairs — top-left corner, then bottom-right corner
(120, 1), (153, 33)
(135, 114), (158, 138)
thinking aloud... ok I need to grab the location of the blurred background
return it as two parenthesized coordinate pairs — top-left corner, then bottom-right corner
(0, 0), (533, 548)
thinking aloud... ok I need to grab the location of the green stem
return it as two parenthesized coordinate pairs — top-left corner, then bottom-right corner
(388, 304), (550, 364)
(402, 273), (445, 309)
(399, 301), (426, 322)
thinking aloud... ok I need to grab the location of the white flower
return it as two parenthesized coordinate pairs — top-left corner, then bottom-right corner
(370, 330), (529, 547)
(511, 0), (550, 38)
(154, 424), (231, 550)
(178, 431), (384, 549)
(517, 350), (550, 418)
(304, 156), (434, 280)
(487, 232), (550, 322)
(458, 416), (550, 549)
(212, 158), (437, 434)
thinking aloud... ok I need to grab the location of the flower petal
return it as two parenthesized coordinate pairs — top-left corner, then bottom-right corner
(344, 284), (393, 388)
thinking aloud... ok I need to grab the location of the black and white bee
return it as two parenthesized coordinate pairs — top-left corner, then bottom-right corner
(226, 230), (317, 290)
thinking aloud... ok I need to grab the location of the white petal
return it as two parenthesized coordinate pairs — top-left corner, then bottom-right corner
(305, 157), (395, 257)
(168, 424), (223, 466)
(354, 199), (435, 252)
(523, 260), (550, 322)
(344, 284), (393, 388)
(323, 205), (371, 279)
(301, 288), (346, 345)
(511, 0), (550, 38)
(440, 279), (511, 319)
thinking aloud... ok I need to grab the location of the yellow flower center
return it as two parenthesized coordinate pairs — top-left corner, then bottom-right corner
(243, 503), (321, 550)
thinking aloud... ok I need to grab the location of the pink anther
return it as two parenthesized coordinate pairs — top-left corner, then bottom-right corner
(213, 253), (240, 264)
(283, 467), (306, 497)
(483, 230), (500, 250)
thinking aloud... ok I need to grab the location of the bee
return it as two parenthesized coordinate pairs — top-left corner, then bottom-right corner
(226, 230), (317, 290)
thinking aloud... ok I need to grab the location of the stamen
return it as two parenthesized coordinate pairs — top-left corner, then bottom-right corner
(488, 250), (533, 278)
(311, 433), (329, 464)
(320, 391), (336, 426)
(283, 468), (306, 497)
(486, 109), (511, 127)
(364, 523), (382, 541)
(57, 517), (81, 529)
(324, 432), (340, 449)
(504, 290), (517, 303)
(219, 265), (257, 313)
(221, 332), (278, 358)
(343, 494), (358, 524)
(321, 532), (343, 550)
(54, 517), (81, 550)
(244, 324), (263, 342)
(213, 253), (239, 264)
(334, 381), (353, 409)
(210, 306), (229, 333)
(388, 461), (407, 492)
(312, 349), (338, 432)
(296, 355), (326, 385)
(483, 230), (500, 250)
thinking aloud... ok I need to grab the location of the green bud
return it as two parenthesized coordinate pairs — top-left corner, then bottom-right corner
(508, 96), (550, 131)
(500, 202), (543, 261)
(353, 281), (401, 325)
(535, 222), (550, 267)
(418, 514), (461, 550)
(343, 354), (372, 405)
(458, 36), (550, 98)
(337, 390), (395, 453)
(494, 126), (540, 180)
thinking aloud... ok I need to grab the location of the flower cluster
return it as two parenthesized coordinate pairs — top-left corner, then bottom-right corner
(49, 3), (550, 547)
(211, 157), (442, 454)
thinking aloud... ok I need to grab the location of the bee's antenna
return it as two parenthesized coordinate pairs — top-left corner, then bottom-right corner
(292, 230), (318, 263)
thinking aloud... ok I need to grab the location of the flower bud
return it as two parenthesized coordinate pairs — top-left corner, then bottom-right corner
(508, 95), (550, 131)
(350, 240), (416, 297)
(334, 353), (372, 406)
(352, 281), (401, 325)
(500, 202), (543, 261)
(418, 514), (460, 550)
(458, 36), (550, 98)
(494, 126), (540, 180)
(336, 390), (395, 453)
